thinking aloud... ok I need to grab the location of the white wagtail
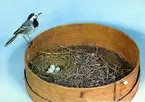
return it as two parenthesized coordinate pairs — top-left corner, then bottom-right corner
(4, 12), (41, 47)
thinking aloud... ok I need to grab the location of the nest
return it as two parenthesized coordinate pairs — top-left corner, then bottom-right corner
(29, 45), (133, 88)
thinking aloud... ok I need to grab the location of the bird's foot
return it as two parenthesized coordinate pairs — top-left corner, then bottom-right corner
(27, 41), (33, 46)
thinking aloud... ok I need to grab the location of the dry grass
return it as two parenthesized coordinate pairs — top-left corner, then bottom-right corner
(29, 45), (133, 88)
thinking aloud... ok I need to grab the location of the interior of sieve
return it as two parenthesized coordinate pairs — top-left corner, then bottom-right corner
(25, 24), (139, 70)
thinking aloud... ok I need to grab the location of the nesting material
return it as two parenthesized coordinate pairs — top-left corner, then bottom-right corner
(29, 45), (133, 88)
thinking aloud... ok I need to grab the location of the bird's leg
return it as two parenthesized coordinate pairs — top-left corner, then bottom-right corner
(22, 35), (30, 44)
(27, 35), (31, 40)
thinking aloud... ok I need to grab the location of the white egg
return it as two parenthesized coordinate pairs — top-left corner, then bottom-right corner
(120, 79), (128, 85)
(123, 80), (128, 85)
(55, 67), (61, 73)
(50, 64), (55, 71)
(46, 68), (54, 74)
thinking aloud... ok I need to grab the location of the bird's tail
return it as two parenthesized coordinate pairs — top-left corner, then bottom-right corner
(4, 34), (19, 47)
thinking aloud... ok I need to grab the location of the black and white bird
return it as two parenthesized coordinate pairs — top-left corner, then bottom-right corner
(4, 12), (41, 47)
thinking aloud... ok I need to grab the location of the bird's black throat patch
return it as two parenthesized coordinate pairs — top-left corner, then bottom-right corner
(33, 19), (39, 28)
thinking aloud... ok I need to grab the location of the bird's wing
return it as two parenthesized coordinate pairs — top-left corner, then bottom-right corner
(14, 21), (32, 35)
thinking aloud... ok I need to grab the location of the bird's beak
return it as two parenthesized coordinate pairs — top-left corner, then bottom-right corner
(37, 12), (42, 16)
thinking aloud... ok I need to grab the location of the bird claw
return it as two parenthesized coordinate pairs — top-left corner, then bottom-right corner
(27, 41), (33, 46)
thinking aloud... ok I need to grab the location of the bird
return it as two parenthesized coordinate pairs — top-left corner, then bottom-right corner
(4, 12), (42, 47)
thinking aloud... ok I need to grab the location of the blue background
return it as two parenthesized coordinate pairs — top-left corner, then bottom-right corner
(0, 0), (145, 101)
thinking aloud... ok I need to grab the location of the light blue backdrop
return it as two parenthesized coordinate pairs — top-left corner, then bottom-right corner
(0, 0), (145, 102)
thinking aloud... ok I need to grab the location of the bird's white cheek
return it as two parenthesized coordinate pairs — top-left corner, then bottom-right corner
(30, 16), (37, 21)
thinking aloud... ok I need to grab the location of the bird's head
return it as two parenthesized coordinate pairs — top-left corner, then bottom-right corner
(27, 13), (42, 21)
